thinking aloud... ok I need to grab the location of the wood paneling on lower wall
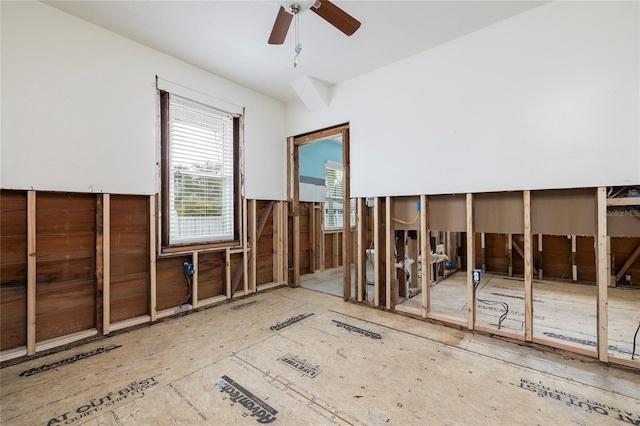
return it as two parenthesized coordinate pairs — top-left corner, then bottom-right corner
(612, 237), (640, 286)
(0, 191), (27, 351)
(298, 203), (311, 275)
(35, 192), (96, 341)
(156, 255), (191, 310)
(198, 252), (225, 299)
(110, 195), (150, 322)
(256, 201), (274, 285)
(541, 235), (572, 279)
(576, 236), (596, 282)
(0, 191), (284, 358)
(484, 233), (509, 274)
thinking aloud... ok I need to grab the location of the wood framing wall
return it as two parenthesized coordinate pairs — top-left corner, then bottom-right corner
(2, 187), (638, 369)
(1, 191), (27, 352)
(349, 188), (640, 370)
(292, 201), (355, 277)
(0, 191), (286, 362)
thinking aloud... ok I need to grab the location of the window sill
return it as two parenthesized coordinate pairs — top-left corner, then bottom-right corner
(324, 227), (356, 234)
(159, 240), (242, 257)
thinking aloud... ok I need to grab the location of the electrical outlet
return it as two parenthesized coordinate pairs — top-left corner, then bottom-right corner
(184, 262), (195, 275)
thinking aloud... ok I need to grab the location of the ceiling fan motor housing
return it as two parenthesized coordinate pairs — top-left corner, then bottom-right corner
(279, 0), (317, 15)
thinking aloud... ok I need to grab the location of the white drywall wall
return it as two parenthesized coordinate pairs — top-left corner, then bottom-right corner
(285, 1), (640, 197)
(1, 1), (286, 200)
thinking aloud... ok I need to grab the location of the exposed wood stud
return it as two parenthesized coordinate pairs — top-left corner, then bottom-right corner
(356, 198), (365, 303)
(242, 198), (249, 295)
(272, 201), (280, 283)
(342, 127), (351, 301)
(386, 197), (393, 310)
(225, 248), (231, 297)
(523, 190), (533, 342)
(507, 233), (513, 277)
(187, 252), (196, 308)
(27, 190), (36, 355)
(287, 137), (295, 209)
(456, 232), (462, 269)
(538, 234), (543, 280)
(309, 202), (316, 272)
(283, 202), (289, 285)
(606, 197), (640, 206)
(466, 193), (475, 330)
(103, 194), (111, 334)
(95, 195), (104, 335)
(277, 201), (282, 284)
(481, 232), (486, 273)
(596, 187), (608, 362)
(374, 197), (380, 307)
(149, 195), (157, 322)
(420, 195), (429, 318)
(315, 206), (323, 272)
(293, 214), (300, 286)
(571, 235), (578, 281)
(397, 231), (406, 299)
(293, 145), (300, 216)
(333, 232), (339, 269)
(409, 233), (418, 290)
(319, 202), (325, 272)
(607, 236), (613, 288)
(250, 199), (257, 293)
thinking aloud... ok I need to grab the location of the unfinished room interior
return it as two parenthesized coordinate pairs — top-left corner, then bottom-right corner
(1, 0), (639, 424)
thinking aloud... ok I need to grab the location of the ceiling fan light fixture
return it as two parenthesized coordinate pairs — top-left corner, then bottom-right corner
(279, 0), (315, 15)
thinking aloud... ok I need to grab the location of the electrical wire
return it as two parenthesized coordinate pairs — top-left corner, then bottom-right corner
(632, 321), (640, 360)
(392, 211), (420, 225)
(180, 273), (192, 308)
(474, 280), (509, 329)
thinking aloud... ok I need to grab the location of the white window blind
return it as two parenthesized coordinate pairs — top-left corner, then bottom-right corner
(168, 94), (234, 244)
(324, 162), (355, 230)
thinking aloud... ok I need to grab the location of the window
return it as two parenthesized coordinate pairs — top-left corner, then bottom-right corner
(160, 90), (240, 247)
(324, 161), (355, 230)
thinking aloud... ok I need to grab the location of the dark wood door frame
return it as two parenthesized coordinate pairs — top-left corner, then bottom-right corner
(288, 123), (351, 300)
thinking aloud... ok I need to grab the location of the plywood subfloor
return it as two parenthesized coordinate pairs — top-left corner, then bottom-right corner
(1, 287), (639, 425)
(399, 272), (640, 361)
(300, 266), (357, 299)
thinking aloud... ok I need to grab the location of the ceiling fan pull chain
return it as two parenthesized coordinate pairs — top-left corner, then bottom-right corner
(294, 43), (302, 68)
(293, 7), (302, 68)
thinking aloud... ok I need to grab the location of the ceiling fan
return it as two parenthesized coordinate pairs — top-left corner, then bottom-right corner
(268, 0), (361, 45)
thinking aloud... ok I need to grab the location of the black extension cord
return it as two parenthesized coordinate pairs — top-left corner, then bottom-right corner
(474, 281), (509, 330)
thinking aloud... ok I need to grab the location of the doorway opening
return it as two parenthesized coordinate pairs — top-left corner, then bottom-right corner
(288, 124), (355, 300)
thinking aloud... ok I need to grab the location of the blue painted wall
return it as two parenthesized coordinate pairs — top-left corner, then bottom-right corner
(299, 139), (342, 179)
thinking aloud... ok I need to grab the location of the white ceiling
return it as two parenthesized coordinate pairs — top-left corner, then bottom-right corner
(44, 0), (545, 102)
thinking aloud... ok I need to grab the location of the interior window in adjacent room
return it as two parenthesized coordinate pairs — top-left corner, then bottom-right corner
(324, 161), (355, 230)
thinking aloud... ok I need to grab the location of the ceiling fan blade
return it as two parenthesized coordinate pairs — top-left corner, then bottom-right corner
(311, 0), (361, 36)
(268, 6), (293, 45)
